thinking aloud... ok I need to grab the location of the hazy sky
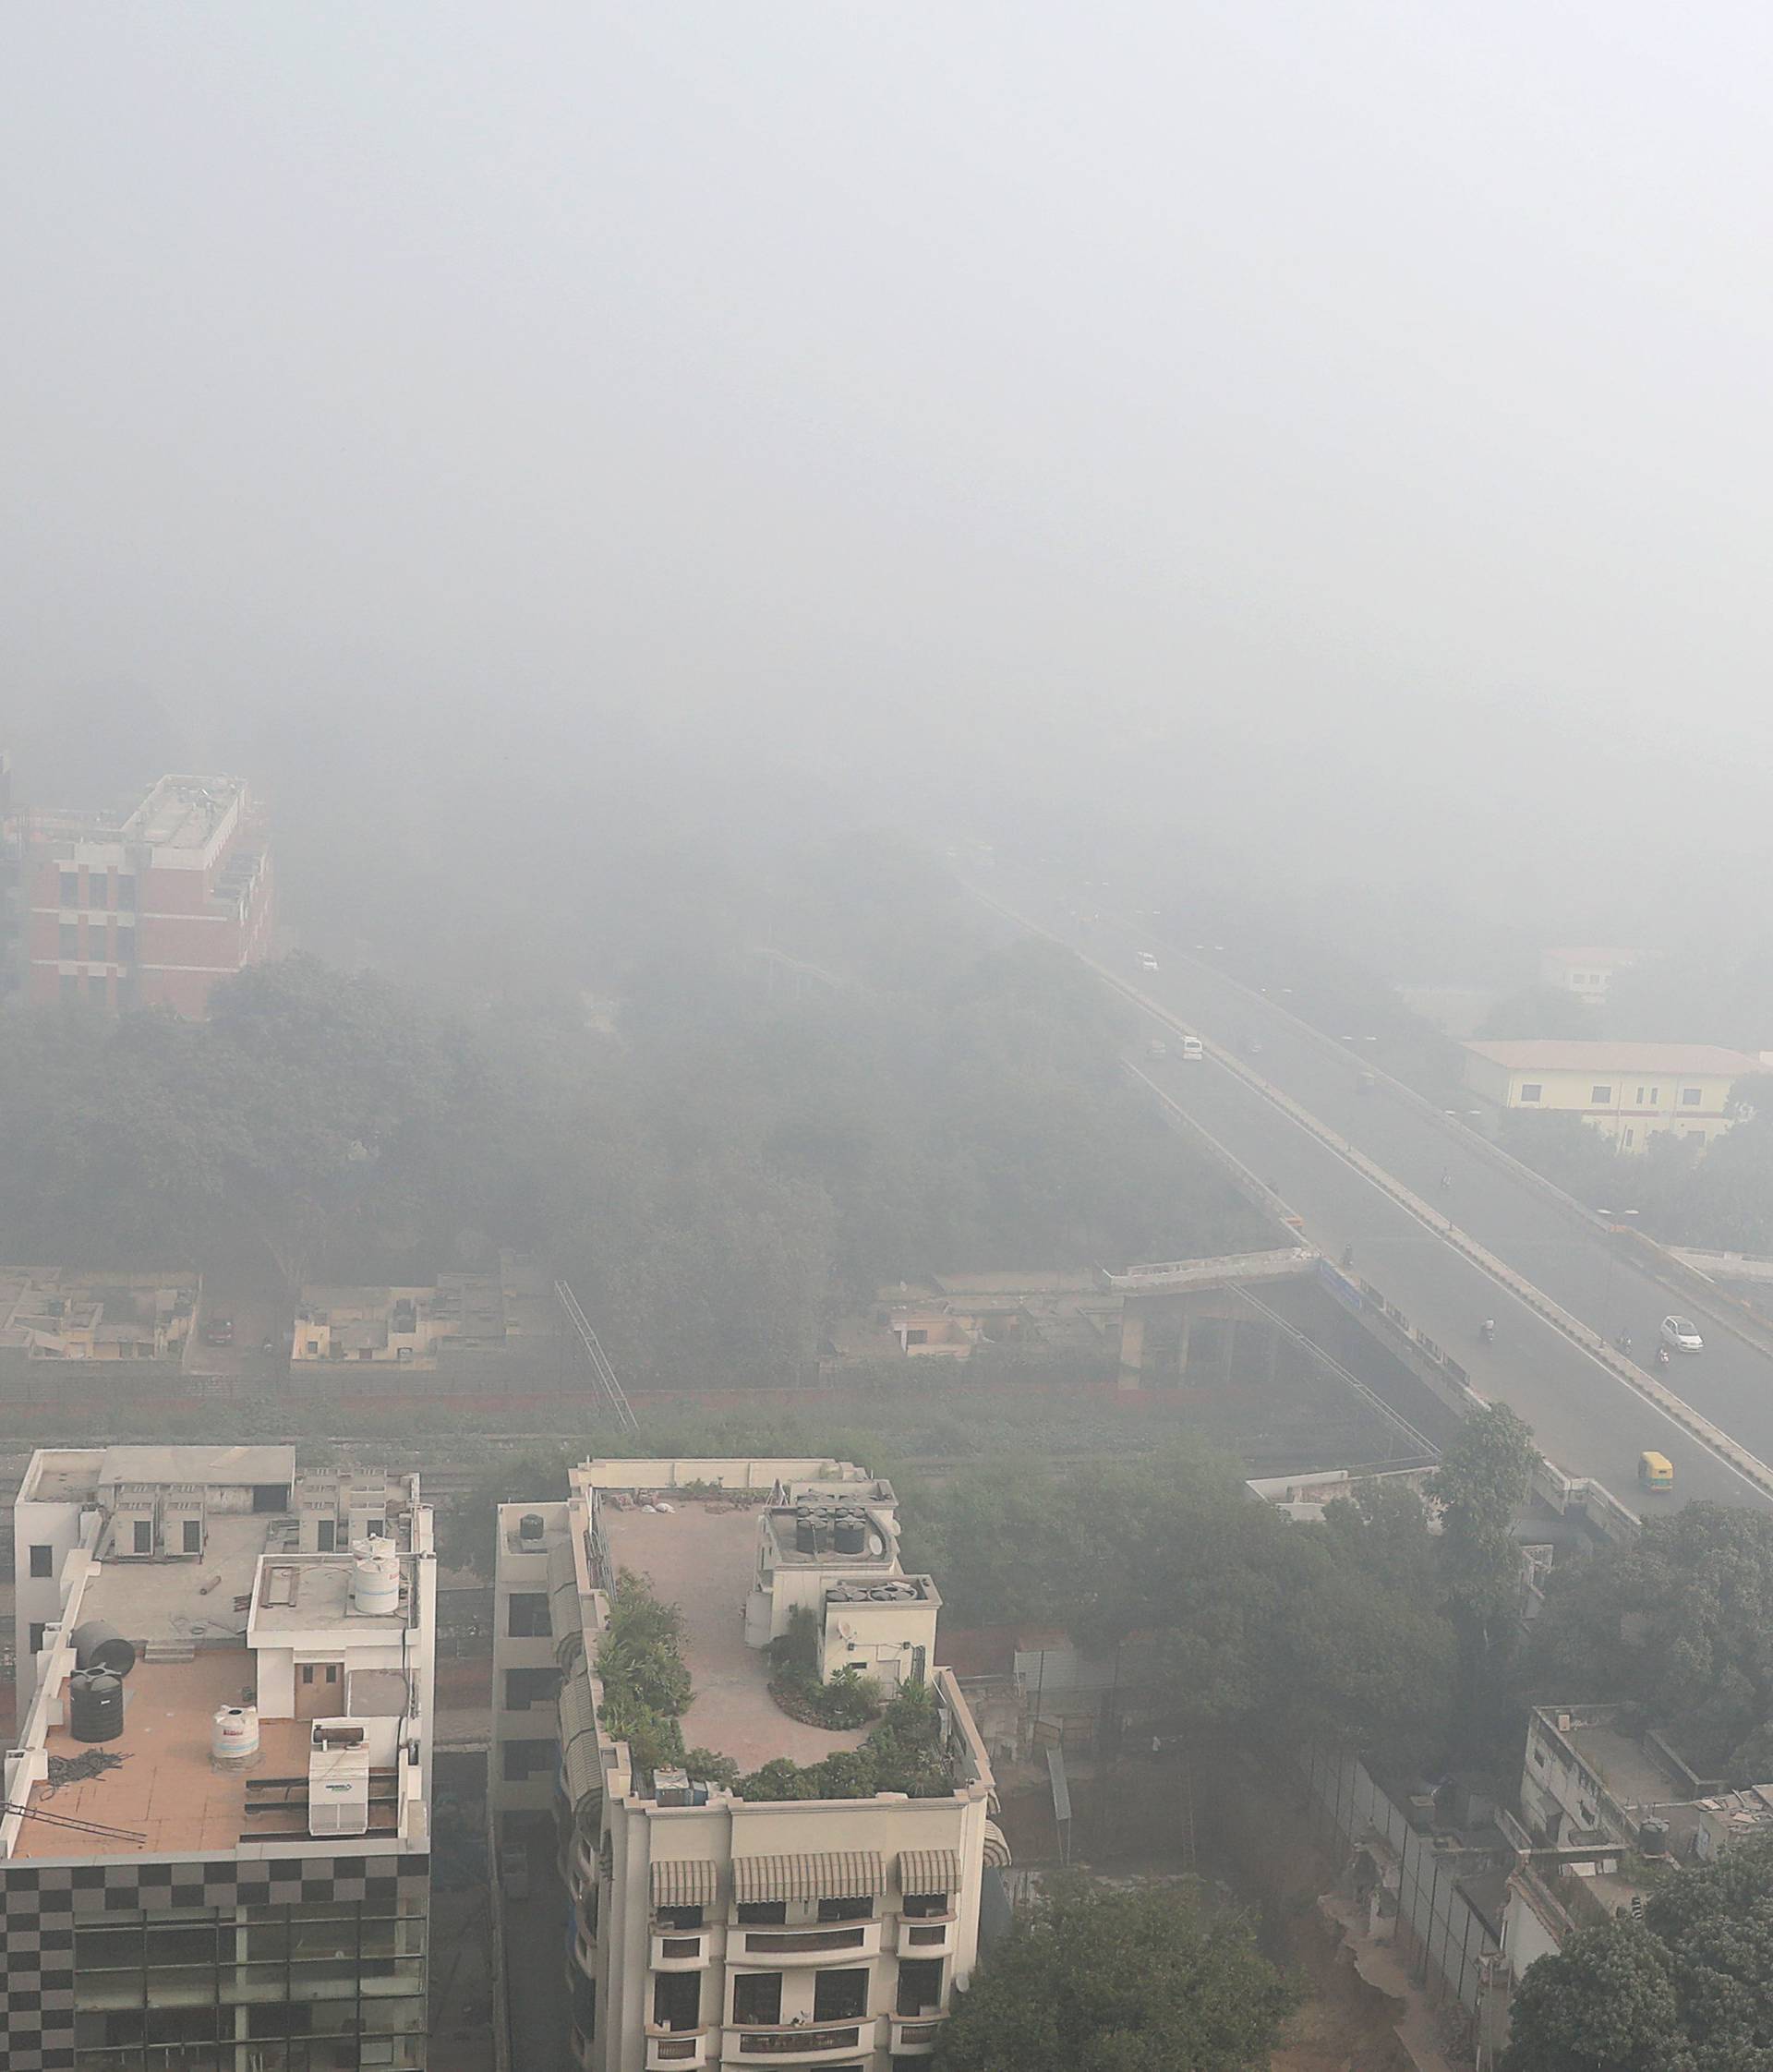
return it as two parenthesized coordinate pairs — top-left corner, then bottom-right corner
(6, 5), (1771, 935)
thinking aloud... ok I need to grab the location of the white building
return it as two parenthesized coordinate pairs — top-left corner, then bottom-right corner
(4, 1444), (437, 2070)
(491, 1458), (1007, 2072)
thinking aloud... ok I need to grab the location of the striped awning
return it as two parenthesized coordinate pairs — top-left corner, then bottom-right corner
(732, 1850), (886, 1905)
(982, 1821), (1012, 1870)
(898, 1849), (960, 1897)
(650, 1859), (720, 1910)
(549, 1535), (585, 1668)
(558, 1660), (601, 1819)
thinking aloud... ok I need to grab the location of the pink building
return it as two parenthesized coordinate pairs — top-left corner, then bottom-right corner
(13, 773), (272, 1016)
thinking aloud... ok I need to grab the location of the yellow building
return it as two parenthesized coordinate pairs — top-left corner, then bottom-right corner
(1462, 1041), (1767, 1151)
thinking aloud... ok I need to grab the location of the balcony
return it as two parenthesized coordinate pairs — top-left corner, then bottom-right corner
(737, 1919), (883, 1966)
(725, 2022), (868, 2062)
(647, 2027), (714, 2067)
(653, 1925), (718, 1970)
(896, 1915), (957, 1958)
(889, 2011), (948, 2056)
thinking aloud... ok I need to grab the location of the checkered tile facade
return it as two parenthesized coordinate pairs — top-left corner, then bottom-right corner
(0, 1849), (429, 2071)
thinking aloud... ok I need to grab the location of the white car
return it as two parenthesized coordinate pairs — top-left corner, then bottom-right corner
(1136, 951), (1159, 972)
(1659, 1315), (1705, 1354)
(1180, 1035), (1204, 1062)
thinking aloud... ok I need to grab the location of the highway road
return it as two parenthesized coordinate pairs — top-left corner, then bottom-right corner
(976, 866), (1773, 1513)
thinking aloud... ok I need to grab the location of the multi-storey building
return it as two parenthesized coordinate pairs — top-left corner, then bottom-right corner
(8, 772), (272, 1016)
(491, 1458), (1007, 2072)
(5, 1444), (435, 2072)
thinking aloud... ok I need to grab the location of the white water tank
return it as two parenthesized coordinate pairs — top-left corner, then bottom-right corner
(211, 1705), (260, 1767)
(351, 1536), (401, 1616)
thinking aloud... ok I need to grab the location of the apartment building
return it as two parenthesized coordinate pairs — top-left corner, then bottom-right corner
(1538, 946), (1638, 1007)
(0, 1271), (199, 1364)
(5, 1444), (436, 2072)
(9, 772), (272, 1016)
(490, 1458), (1007, 2072)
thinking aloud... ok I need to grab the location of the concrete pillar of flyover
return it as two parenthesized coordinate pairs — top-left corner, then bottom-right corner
(1116, 1303), (1146, 1391)
(1175, 1309), (1192, 1382)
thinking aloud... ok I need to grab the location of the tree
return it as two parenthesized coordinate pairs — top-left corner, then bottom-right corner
(1522, 1506), (1773, 1779)
(1502, 1921), (1678, 2072)
(1436, 1401), (1537, 1755)
(1504, 1843), (1773, 2072)
(934, 1875), (1295, 2072)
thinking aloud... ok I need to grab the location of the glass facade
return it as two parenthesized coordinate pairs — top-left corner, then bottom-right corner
(72, 1897), (427, 2072)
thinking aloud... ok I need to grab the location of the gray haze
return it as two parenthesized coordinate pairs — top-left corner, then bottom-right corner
(5, 4), (1771, 944)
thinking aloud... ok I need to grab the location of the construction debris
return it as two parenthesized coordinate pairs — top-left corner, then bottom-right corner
(44, 1747), (127, 1795)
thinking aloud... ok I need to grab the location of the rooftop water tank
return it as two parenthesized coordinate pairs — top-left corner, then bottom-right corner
(71, 1620), (137, 1680)
(211, 1705), (260, 1768)
(833, 1514), (867, 1555)
(68, 1669), (125, 1743)
(350, 1536), (401, 1616)
(519, 1512), (545, 1544)
(794, 1511), (817, 1555)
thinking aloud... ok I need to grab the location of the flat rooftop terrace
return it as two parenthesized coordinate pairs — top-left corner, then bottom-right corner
(1568, 1720), (1686, 1811)
(12, 1652), (310, 1860)
(84, 1513), (271, 1648)
(600, 1504), (869, 1773)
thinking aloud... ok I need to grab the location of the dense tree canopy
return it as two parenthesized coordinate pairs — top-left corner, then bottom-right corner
(933, 1876), (1296, 2072)
(0, 837), (1269, 1389)
(1503, 1842), (1773, 2072)
(906, 1449), (1457, 1769)
(1522, 1504), (1773, 1780)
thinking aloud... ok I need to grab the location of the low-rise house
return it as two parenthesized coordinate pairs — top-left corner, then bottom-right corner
(1539, 946), (1638, 1006)
(1462, 1041), (1767, 1150)
(0, 1268), (198, 1361)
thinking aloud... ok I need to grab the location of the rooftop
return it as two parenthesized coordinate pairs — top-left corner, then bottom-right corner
(249, 1553), (416, 1635)
(1565, 1718), (1685, 1812)
(85, 1512), (271, 1648)
(8, 1651), (310, 1860)
(599, 1503), (870, 1771)
(121, 775), (247, 850)
(19, 1442), (296, 1505)
(1465, 1040), (1766, 1076)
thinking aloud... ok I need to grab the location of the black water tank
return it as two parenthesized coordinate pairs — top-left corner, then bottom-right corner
(71, 1620), (137, 1680)
(69, 1670), (125, 1743)
(794, 1510), (817, 1555)
(518, 1513), (545, 1544)
(834, 1514), (867, 1555)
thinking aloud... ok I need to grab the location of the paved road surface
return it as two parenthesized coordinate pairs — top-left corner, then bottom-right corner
(977, 867), (1773, 1513)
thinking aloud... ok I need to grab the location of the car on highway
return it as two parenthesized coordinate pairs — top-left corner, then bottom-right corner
(1180, 1035), (1204, 1062)
(204, 1313), (235, 1348)
(1136, 950), (1159, 972)
(1660, 1315), (1705, 1355)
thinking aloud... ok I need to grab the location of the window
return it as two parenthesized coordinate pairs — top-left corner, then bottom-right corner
(896, 1958), (945, 2018)
(59, 871), (78, 908)
(60, 973), (78, 1003)
(182, 1518), (202, 1553)
(1683, 1087), (1703, 1107)
(817, 1897), (874, 1921)
(30, 1542), (53, 1577)
(814, 1969), (870, 2022)
(737, 1901), (788, 1926)
(657, 1904), (705, 1932)
(734, 1972), (784, 2026)
(902, 1892), (949, 1919)
(505, 1666), (561, 1712)
(1591, 1085), (1611, 1104)
(1519, 1083), (1542, 1103)
(116, 873), (136, 910)
(501, 1737), (556, 1782)
(30, 1620), (46, 1653)
(654, 1971), (702, 2031)
(133, 1519), (152, 1554)
(88, 873), (109, 910)
(1635, 1086), (1646, 1104)
(1649, 1087), (1660, 1105)
(507, 1591), (550, 1637)
(60, 921), (78, 958)
(318, 1518), (337, 1552)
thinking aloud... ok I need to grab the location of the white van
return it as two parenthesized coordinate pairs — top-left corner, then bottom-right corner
(1180, 1035), (1204, 1062)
